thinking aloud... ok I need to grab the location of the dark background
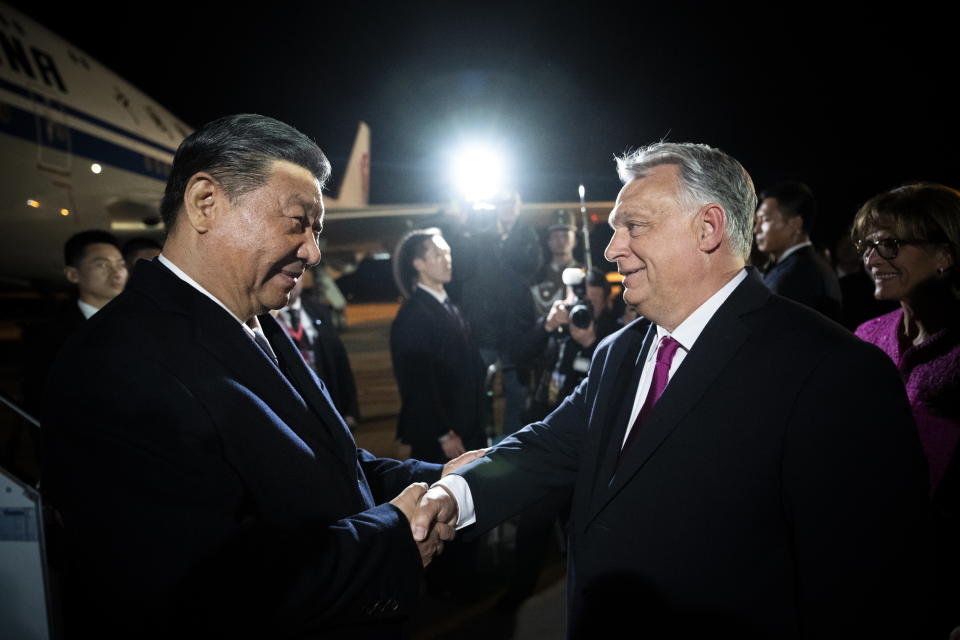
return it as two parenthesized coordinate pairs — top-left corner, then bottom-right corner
(11, 0), (957, 249)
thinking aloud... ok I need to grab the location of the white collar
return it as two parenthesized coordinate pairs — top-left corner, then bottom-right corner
(76, 299), (99, 320)
(417, 283), (448, 306)
(647, 269), (748, 362)
(158, 254), (259, 339)
(775, 241), (812, 264)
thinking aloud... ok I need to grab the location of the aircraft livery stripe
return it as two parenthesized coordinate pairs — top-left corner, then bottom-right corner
(0, 97), (172, 182)
(0, 76), (180, 156)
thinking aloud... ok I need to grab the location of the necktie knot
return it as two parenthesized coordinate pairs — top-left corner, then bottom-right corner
(656, 336), (681, 367)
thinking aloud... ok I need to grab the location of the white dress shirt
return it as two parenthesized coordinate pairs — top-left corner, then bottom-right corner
(772, 240), (812, 264)
(416, 283), (449, 305)
(439, 268), (748, 528)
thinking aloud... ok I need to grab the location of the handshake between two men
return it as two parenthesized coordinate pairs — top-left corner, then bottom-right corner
(389, 449), (485, 566)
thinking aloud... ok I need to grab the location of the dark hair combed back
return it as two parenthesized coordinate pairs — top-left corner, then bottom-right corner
(64, 230), (120, 267)
(760, 181), (818, 235)
(392, 228), (442, 299)
(120, 236), (162, 262)
(159, 114), (331, 232)
(852, 182), (960, 296)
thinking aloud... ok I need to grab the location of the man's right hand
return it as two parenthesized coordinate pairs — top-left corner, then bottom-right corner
(411, 485), (459, 543)
(390, 483), (453, 567)
(544, 299), (571, 332)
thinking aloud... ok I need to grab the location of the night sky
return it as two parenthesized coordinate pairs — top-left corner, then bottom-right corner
(11, 0), (957, 247)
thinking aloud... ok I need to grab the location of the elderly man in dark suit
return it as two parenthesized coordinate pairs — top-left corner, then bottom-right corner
(42, 114), (480, 639)
(412, 143), (929, 638)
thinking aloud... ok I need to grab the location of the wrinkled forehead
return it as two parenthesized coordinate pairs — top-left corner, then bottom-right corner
(608, 169), (683, 227)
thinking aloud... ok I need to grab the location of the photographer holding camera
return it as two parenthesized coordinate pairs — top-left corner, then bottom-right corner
(527, 268), (620, 421)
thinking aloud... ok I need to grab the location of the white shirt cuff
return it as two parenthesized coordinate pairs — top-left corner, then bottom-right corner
(433, 474), (476, 529)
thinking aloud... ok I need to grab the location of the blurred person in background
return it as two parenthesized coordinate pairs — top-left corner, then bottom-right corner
(754, 181), (842, 320)
(21, 230), (128, 413)
(852, 182), (960, 639)
(453, 191), (541, 436)
(121, 236), (162, 270)
(390, 228), (486, 463)
(277, 271), (359, 429)
(531, 210), (581, 316)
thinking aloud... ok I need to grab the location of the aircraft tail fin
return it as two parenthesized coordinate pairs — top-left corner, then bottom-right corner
(329, 121), (370, 207)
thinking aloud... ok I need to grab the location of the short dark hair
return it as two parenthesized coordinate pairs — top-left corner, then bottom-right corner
(120, 236), (162, 262)
(759, 181), (818, 235)
(392, 228), (442, 299)
(64, 230), (120, 267)
(159, 114), (331, 232)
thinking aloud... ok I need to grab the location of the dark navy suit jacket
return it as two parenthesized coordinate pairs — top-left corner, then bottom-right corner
(456, 269), (929, 638)
(763, 244), (842, 321)
(42, 259), (441, 639)
(390, 287), (485, 462)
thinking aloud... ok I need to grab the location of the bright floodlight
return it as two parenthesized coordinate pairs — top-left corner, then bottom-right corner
(452, 145), (504, 203)
(578, 184), (585, 199)
(90, 163), (102, 174)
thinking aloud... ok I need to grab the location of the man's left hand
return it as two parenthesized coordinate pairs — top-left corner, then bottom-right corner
(441, 448), (487, 477)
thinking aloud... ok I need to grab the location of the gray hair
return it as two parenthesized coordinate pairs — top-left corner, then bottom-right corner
(615, 142), (757, 258)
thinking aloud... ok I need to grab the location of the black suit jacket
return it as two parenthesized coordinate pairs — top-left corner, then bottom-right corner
(41, 259), (442, 639)
(280, 299), (360, 422)
(763, 244), (843, 321)
(390, 288), (485, 462)
(457, 269), (929, 638)
(21, 299), (86, 414)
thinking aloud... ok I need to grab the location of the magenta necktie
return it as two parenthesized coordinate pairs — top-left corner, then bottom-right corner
(620, 335), (682, 454)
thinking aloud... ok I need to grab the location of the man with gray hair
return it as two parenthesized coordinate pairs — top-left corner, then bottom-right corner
(42, 114), (482, 639)
(413, 142), (929, 637)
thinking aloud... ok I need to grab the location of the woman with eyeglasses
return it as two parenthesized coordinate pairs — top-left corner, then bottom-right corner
(852, 182), (959, 638)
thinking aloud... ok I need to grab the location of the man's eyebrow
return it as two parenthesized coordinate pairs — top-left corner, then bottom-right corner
(286, 194), (322, 212)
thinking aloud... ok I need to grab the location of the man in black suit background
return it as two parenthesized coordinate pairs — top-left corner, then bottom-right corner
(390, 227), (486, 464)
(21, 230), (128, 413)
(413, 143), (929, 637)
(277, 272), (360, 429)
(754, 180), (842, 320)
(42, 114), (480, 639)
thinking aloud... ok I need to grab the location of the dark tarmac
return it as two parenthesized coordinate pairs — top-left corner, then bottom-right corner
(343, 303), (566, 639)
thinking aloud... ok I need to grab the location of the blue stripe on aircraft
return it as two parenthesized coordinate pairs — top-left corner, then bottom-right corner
(0, 76), (180, 156)
(0, 97), (172, 182)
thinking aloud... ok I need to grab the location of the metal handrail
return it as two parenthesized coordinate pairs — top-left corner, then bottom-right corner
(0, 389), (40, 428)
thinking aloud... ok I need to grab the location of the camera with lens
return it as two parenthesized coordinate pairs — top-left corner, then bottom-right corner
(561, 268), (594, 329)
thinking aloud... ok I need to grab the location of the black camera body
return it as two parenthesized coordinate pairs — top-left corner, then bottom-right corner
(561, 268), (593, 329)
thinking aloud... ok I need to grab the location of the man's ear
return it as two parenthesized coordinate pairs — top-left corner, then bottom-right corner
(786, 213), (804, 237)
(64, 266), (80, 284)
(412, 256), (425, 276)
(182, 172), (222, 234)
(697, 204), (726, 253)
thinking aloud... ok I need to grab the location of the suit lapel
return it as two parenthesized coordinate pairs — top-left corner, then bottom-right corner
(586, 271), (771, 525)
(576, 319), (652, 512)
(134, 260), (353, 472)
(259, 312), (358, 468)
